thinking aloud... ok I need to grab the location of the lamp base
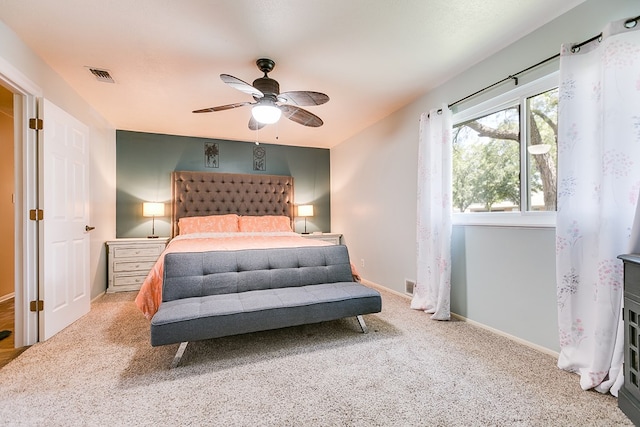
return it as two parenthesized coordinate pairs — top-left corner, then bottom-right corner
(147, 235), (159, 239)
(301, 232), (310, 235)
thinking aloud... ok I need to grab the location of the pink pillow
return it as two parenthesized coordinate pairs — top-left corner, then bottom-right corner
(178, 214), (239, 234)
(238, 215), (292, 232)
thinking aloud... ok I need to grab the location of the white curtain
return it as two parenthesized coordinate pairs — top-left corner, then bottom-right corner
(556, 16), (640, 395)
(411, 105), (452, 320)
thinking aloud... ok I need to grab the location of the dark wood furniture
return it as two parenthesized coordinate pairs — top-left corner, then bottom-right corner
(618, 254), (640, 425)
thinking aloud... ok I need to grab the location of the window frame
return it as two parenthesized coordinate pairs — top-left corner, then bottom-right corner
(451, 72), (558, 228)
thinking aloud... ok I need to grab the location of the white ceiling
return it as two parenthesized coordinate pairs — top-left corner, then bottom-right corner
(0, 0), (584, 148)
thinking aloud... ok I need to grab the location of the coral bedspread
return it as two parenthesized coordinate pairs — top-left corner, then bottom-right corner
(135, 232), (358, 320)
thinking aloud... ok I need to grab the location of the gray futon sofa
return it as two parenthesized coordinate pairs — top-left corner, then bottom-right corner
(150, 244), (382, 366)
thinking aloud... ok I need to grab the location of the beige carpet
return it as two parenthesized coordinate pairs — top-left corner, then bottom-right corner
(0, 289), (631, 426)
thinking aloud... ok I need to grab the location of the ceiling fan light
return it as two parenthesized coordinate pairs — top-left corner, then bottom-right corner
(252, 104), (282, 124)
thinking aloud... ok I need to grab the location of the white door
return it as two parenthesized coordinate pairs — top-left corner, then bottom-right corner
(40, 99), (90, 340)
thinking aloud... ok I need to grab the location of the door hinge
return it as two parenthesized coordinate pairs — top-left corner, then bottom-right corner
(29, 209), (44, 221)
(30, 300), (44, 312)
(29, 118), (43, 130)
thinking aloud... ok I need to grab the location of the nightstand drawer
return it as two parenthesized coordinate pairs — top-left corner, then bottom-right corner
(112, 260), (157, 273)
(112, 245), (165, 258)
(112, 273), (147, 287)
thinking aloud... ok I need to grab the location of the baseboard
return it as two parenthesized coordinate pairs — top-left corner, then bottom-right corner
(91, 291), (106, 304)
(362, 278), (412, 300)
(450, 312), (559, 358)
(361, 278), (559, 359)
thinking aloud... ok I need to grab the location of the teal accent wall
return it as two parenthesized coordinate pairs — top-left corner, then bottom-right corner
(116, 130), (330, 237)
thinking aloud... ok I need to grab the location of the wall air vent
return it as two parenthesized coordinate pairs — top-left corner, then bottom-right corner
(88, 67), (115, 83)
(405, 279), (416, 295)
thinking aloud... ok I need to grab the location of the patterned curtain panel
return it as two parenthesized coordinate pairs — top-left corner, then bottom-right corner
(556, 16), (640, 396)
(411, 106), (452, 320)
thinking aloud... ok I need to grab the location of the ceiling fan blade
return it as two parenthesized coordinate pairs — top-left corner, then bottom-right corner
(280, 105), (324, 127)
(220, 74), (263, 98)
(248, 116), (267, 131)
(278, 91), (329, 106)
(192, 102), (251, 113)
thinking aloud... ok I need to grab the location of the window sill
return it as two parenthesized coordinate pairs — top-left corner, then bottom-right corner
(452, 212), (556, 228)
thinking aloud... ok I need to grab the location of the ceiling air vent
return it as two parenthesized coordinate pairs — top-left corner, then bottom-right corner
(88, 67), (115, 83)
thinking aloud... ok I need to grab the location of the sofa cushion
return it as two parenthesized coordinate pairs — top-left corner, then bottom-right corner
(162, 245), (355, 302)
(150, 282), (382, 346)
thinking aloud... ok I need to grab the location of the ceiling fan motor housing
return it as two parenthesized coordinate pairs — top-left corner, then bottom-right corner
(253, 77), (279, 99)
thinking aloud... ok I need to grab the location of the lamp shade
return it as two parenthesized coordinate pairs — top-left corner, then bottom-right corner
(142, 202), (165, 217)
(252, 103), (282, 124)
(297, 204), (314, 217)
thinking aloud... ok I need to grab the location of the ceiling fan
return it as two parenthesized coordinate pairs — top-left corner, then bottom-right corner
(193, 58), (329, 130)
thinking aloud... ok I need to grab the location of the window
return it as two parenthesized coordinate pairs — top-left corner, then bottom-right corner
(452, 73), (558, 226)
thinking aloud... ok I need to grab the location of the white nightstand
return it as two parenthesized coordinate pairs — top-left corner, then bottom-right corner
(300, 232), (342, 245)
(106, 237), (170, 293)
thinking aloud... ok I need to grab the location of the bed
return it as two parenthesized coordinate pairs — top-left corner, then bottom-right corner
(134, 171), (358, 320)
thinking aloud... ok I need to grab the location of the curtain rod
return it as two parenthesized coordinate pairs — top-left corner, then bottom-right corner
(446, 14), (640, 110)
(447, 53), (558, 109)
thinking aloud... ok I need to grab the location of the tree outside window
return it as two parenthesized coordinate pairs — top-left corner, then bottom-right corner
(452, 87), (558, 213)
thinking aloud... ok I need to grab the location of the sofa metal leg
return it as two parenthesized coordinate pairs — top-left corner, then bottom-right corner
(171, 341), (188, 368)
(356, 315), (369, 334)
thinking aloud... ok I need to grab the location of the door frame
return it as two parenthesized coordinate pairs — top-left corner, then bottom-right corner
(0, 55), (42, 347)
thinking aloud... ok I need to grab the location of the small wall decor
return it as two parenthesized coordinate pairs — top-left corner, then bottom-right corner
(253, 146), (266, 171)
(205, 143), (219, 168)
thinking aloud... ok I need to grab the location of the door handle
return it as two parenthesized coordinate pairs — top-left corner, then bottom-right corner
(85, 225), (96, 232)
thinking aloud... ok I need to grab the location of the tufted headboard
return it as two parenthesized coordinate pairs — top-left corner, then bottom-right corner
(171, 171), (295, 237)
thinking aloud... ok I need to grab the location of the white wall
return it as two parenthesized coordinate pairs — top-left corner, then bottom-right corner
(0, 20), (116, 299)
(331, 0), (639, 353)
